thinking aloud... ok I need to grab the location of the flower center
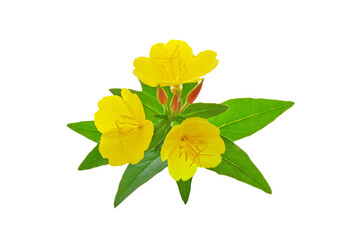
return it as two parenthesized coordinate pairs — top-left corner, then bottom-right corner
(178, 136), (213, 167)
(114, 116), (142, 136)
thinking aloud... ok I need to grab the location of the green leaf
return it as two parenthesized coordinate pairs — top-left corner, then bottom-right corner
(208, 136), (272, 194)
(67, 121), (101, 142)
(78, 144), (108, 170)
(173, 116), (185, 122)
(140, 81), (157, 98)
(209, 98), (294, 141)
(154, 115), (169, 120)
(181, 103), (229, 119)
(180, 82), (197, 104)
(176, 178), (192, 204)
(148, 119), (171, 150)
(114, 150), (167, 207)
(109, 88), (164, 123)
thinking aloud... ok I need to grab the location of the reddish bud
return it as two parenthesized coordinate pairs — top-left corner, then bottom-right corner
(177, 98), (182, 112)
(170, 93), (181, 112)
(157, 87), (168, 105)
(187, 80), (204, 104)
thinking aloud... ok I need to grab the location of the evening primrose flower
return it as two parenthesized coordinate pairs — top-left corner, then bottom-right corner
(161, 117), (225, 181)
(94, 88), (154, 166)
(133, 40), (218, 87)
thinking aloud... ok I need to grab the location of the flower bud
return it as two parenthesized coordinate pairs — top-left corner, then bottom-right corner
(157, 86), (168, 105)
(171, 93), (181, 112)
(186, 80), (204, 104)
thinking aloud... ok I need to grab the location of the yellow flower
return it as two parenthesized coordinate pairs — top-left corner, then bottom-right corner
(94, 88), (154, 166)
(161, 117), (225, 181)
(133, 40), (218, 87)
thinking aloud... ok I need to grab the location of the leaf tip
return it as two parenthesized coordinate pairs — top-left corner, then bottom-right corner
(181, 197), (189, 204)
(109, 88), (121, 96)
(114, 198), (122, 208)
(265, 187), (272, 194)
(287, 101), (295, 108)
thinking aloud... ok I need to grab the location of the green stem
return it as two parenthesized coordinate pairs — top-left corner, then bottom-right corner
(169, 111), (176, 121)
(163, 104), (169, 115)
(180, 103), (190, 113)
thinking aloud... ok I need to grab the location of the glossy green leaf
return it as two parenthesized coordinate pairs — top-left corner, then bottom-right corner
(209, 98), (294, 141)
(78, 144), (108, 170)
(180, 82), (197, 104)
(140, 81), (157, 98)
(148, 119), (171, 150)
(181, 103), (229, 119)
(173, 116), (185, 122)
(154, 115), (168, 120)
(208, 136), (272, 194)
(176, 178), (192, 204)
(140, 82), (177, 111)
(109, 88), (164, 123)
(67, 121), (101, 142)
(114, 150), (167, 207)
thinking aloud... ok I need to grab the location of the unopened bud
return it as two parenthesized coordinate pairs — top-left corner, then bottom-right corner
(170, 93), (181, 112)
(157, 87), (168, 105)
(171, 85), (181, 94)
(187, 80), (204, 104)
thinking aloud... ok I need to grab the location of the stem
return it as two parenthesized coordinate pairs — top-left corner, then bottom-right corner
(163, 104), (168, 115)
(169, 111), (176, 121)
(180, 103), (190, 113)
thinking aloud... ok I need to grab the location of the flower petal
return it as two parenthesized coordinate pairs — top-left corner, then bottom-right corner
(197, 139), (224, 168)
(182, 117), (220, 139)
(166, 40), (193, 69)
(161, 125), (182, 162)
(167, 144), (198, 181)
(133, 57), (162, 87)
(94, 95), (129, 133)
(182, 50), (218, 83)
(99, 120), (154, 166)
(121, 88), (145, 122)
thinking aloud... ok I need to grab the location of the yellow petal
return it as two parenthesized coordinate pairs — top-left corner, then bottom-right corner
(182, 117), (220, 139)
(166, 40), (193, 69)
(149, 42), (170, 59)
(182, 50), (218, 83)
(196, 140), (224, 168)
(99, 132), (130, 166)
(94, 95), (129, 133)
(133, 57), (162, 87)
(149, 42), (179, 85)
(160, 125), (182, 162)
(136, 119), (155, 162)
(94, 89), (147, 134)
(167, 144), (198, 181)
(121, 88), (145, 122)
(99, 119), (154, 166)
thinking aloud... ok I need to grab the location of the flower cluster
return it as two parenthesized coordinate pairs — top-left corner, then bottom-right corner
(68, 40), (294, 206)
(97, 40), (224, 181)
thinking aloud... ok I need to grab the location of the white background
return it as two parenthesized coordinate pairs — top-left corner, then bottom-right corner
(1, 0), (360, 239)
